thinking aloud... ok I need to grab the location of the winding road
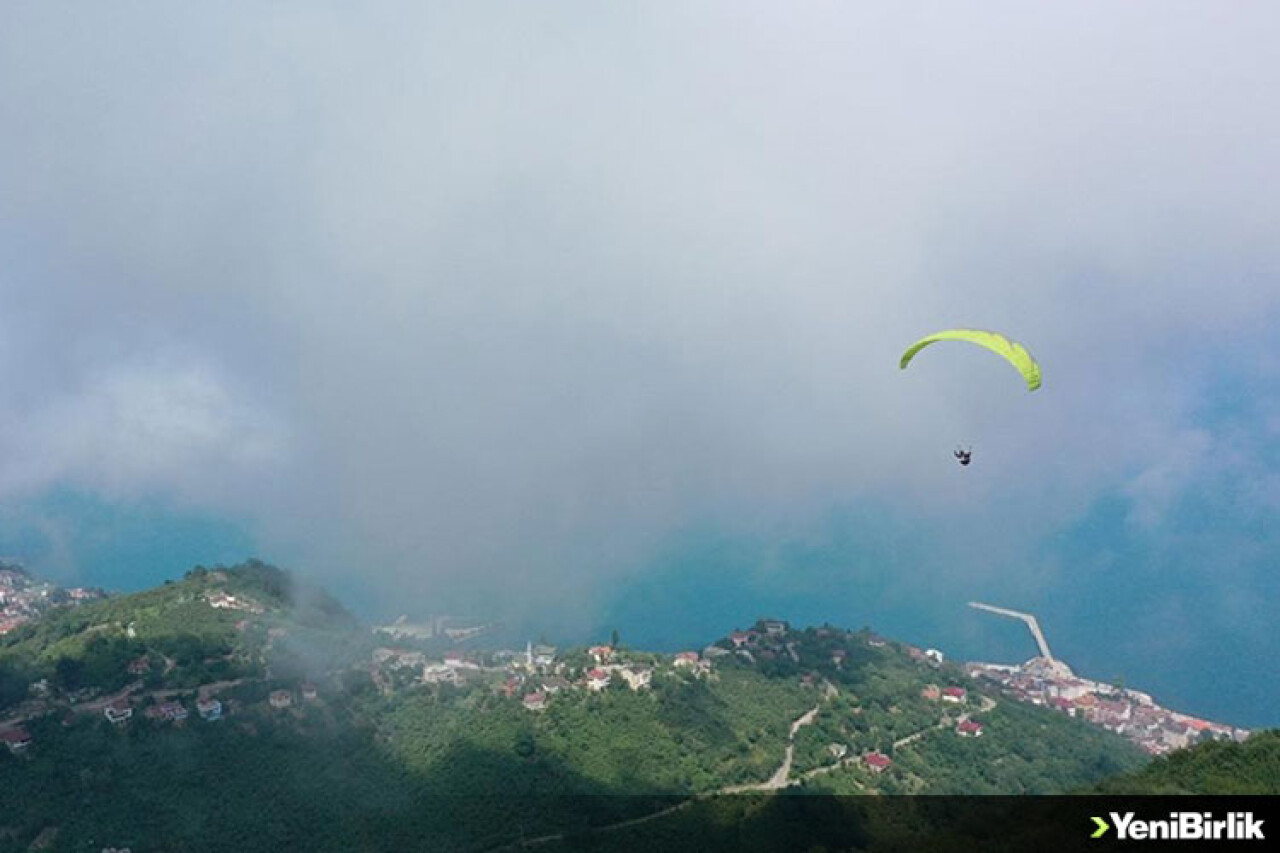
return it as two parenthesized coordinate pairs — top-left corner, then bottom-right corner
(488, 705), (823, 850)
(493, 690), (1005, 850)
(719, 705), (820, 793)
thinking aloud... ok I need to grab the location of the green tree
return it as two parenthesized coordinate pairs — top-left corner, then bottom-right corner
(54, 655), (85, 691)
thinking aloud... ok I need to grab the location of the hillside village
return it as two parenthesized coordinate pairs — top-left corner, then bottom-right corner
(0, 563), (1250, 779)
(4, 582), (1000, 783)
(10, 562), (1269, 853)
(371, 637), (713, 712)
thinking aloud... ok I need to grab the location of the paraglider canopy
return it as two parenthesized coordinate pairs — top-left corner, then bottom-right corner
(899, 329), (1041, 391)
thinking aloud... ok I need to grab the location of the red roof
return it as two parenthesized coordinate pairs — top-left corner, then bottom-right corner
(675, 651), (699, 662)
(1, 727), (32, 744)
(587, 668), (607, 680)
(958, 720), (984, 734)
(864, 752), (892, 769)
(942, 687), (966, 697)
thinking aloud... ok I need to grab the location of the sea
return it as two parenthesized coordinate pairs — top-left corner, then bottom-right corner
(4, 490), (1276, 731)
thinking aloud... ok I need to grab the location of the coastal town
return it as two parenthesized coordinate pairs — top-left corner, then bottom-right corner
(962, 601), (1249, 755)
(965, 656), (1249, 755)
(0, 562), (107, 636)
(0, 567), (1253, 768)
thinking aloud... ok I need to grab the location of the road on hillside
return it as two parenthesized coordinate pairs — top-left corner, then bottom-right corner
(488, 704), (822, 851)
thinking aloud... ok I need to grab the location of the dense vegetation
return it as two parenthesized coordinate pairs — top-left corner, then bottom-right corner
(380, 667), (812, 795)
(1089, 729), (1280, 794)
(0, 560), (365, 713)
(1, 563), (1261, 852)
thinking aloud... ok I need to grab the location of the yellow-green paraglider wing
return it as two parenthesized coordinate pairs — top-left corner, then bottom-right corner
(899, 329), (1042, 391)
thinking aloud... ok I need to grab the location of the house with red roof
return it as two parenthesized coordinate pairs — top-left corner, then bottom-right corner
(0, 617), (27, 635)
(673, 651), (699, 667)
(269, 690), (293, 710)
(863, 752), (892, 773)
(585, 668), (609, 692)
(145, 701), (188, 723)
(957, 719), (985, 737)
(127, 656), (151, 676)
(941, 687), (967, 704)
(729, 631), (753, 648)
(523, 691), (547, 711)
(104, 699), (133, 725)
(1, 727), (32, 753)
(1096, 699), (1131, 720)
(588, 645), (613, 664)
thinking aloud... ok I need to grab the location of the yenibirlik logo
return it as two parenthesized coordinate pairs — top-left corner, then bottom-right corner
(1091, 812), (1265, 841)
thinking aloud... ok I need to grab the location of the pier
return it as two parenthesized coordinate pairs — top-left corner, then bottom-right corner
(968, 601), (1054, 661)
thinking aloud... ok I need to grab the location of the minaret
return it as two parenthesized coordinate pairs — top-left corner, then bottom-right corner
(526, 640), (533, 668)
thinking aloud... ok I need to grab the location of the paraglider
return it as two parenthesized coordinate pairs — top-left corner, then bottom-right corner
(899, 329), (1040, 468)
(898, 329), (1041, 392)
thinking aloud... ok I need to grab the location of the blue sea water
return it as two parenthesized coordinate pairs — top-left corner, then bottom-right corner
(3, 484), (1274, 730)
(0, 489), (256, 591)
(594, 497), (1278, 731)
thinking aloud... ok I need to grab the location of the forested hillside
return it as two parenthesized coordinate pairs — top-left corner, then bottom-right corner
(0, 563), (1180, 852)
(1090, 729), (1280, 794)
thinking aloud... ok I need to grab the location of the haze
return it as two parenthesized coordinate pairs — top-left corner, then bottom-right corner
(1, 3), (1276, 723)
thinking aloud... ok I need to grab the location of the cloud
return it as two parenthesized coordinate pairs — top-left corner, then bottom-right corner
(0, 1), (1277, 632)
(1122, 429), (1213, 531)
(0, 355), (286, 505)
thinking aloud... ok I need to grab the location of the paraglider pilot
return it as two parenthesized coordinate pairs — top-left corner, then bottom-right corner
(954, 446), (972, 467)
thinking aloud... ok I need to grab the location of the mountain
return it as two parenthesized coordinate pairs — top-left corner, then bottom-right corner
(0, 561), (1266, 851)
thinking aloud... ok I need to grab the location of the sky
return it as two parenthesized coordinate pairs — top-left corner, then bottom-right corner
(1, 3), (1277, 725)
